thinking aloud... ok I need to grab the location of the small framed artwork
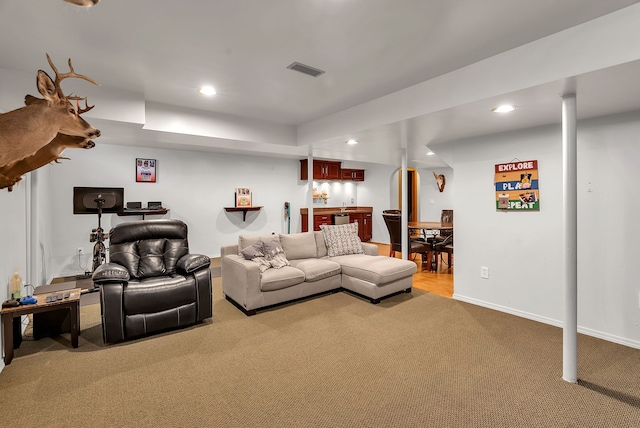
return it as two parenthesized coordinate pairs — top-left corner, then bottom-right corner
(136, 158), (157, 183)
(236, 187), (252, 207)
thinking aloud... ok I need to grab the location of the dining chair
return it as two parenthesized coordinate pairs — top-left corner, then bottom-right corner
(383, 209), (424, 240)
(433, 233), (453, 269)
(441, 209), (453, 225)
(382, 209), (401, 215)
(382, 212), (431, 265)
(434, 209), (453, 268)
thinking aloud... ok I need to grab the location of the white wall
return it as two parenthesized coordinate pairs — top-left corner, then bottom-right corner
(450, 111), (640, 349)
(47, 144), (303, 277)
(45, 144), (388, 277)
(576, 112), (640, 346)
(418, 167), (454, 222)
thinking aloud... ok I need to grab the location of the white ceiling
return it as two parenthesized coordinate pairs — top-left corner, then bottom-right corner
(1, 0), (640, 168)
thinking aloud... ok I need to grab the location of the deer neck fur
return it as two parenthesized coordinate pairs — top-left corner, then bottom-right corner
(0, 134), (94, 191)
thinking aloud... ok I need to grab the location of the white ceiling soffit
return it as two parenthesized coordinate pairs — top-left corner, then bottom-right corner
(298, 4), (640, 145)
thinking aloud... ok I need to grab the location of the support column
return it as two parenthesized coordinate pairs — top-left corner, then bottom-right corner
(562, 93), (578, 383)
(401, 150), (408, 260)
(307, 152), (314, 233)
(25, 172), (33, 287)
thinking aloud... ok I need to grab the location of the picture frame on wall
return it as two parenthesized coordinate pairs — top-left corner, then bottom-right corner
(494, 159), (539, 211)
(235, 187), (251, 207)
(136, 158), (157, 183)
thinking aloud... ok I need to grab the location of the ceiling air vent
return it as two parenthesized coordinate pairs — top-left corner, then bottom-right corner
(286, 62), (325, 77)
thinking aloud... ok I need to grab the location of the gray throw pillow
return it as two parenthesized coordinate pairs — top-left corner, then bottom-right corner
(240, 241), (265, 260)
(263, 237), (290, 269)
(241, 238), (290, 271)
(263, 237), (283, 258)
(238, 234), (279, 255)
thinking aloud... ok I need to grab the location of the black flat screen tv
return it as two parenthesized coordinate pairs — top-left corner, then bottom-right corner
(73, 187), (124, 214)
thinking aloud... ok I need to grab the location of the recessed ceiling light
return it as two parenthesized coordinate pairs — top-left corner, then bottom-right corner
(492, 105), (516, 113)
(426, 151), (435, 156)
(199, 86), (217, 96)
(345, 139), (358, 145)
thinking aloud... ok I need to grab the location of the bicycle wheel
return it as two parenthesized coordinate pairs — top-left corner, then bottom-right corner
(92, 241), (106, 272)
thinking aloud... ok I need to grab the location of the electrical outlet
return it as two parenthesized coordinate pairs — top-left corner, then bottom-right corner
(77, 247), (84, 256)
(480, 266), (489, 279)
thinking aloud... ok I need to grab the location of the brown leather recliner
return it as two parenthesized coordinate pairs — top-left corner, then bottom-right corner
(92, 219), (212, 343)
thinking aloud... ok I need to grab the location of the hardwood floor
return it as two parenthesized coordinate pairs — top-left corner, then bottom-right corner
(373, 242), (453, 298)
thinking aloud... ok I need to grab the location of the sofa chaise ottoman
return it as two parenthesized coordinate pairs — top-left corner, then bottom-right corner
(221, 224), (416, 315)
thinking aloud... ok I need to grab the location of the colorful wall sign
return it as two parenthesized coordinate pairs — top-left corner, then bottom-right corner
(495, 160), (539, 210)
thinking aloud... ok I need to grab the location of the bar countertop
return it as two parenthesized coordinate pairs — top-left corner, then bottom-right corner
(300, 206), (373, 215)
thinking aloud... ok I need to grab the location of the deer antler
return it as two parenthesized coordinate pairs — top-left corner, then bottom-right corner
(71, 98), (95, 115)
(46, 53), (99, 99)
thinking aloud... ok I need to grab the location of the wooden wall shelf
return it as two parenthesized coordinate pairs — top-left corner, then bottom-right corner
(224, 206), (263, 221)
(117, 209), (169, 220)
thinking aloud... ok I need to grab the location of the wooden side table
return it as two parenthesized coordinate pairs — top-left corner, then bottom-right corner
(1, 288), (81, 365)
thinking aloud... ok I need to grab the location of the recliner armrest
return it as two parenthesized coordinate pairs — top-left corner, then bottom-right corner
(93, 263), (130, 284)
(177, 254), (211, 274)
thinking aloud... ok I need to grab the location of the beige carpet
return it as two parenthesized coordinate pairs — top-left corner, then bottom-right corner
(1, 278), (639, 427)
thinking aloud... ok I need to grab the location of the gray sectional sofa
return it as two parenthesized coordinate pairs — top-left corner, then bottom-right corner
(221, 226), (417, 315)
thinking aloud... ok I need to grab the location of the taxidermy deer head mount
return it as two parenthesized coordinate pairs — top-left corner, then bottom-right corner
(433, 172), (446, 193)
(0, 54), (100, 191)
(64, 0), (101, 6)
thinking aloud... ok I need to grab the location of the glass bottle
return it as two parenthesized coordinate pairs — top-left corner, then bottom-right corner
(10, 269), (22, 299)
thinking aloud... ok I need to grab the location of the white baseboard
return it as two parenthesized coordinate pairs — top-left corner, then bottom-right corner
(452, 293), (640, 350)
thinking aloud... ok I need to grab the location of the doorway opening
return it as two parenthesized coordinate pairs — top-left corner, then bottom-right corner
(392, 167), (453, 297)
(396, 168), (420, 222)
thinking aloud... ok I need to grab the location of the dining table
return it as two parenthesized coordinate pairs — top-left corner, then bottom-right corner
(408, 221), (453, 235)
(408, 221), (453, 272)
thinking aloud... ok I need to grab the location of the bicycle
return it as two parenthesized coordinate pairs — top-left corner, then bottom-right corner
(90, 226), (107, 272)
(87, 195), (109, 285)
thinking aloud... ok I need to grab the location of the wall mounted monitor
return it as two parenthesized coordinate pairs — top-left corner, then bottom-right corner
(73, 187), (124, 214)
